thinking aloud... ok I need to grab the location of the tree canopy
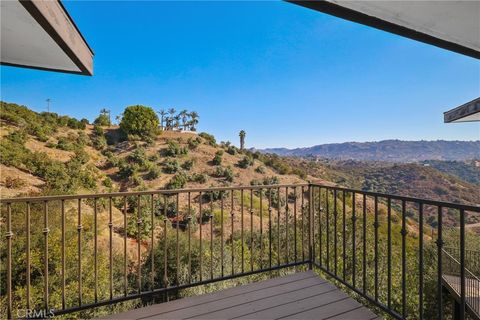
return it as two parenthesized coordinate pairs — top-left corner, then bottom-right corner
(120, 105), (159, 138)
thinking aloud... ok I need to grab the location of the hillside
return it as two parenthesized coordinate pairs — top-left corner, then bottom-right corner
(281, 158), (480, 226)
(420, 159), (480, 185)
(259, 140), (480, 162)
(0, 102), (305, 198)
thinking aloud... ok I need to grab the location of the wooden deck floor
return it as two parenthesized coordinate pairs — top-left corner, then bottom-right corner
(102, 271), (379, 320)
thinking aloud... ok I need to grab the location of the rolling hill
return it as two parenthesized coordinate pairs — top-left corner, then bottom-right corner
(259, 140), (480, 162)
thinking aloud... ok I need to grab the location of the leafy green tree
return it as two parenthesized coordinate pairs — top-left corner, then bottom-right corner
(120, 105), (159, 138)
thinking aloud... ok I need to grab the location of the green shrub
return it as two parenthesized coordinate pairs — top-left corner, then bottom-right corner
(145, 167), (161, 180)
(187, 137), (201, 150)
(199, 132), (216, 146)
(128, 147), (149, 166)
(56, 136), (75, 151)
(238, 155), (254, 169)
(255, 166), (266, 174)
(190, 173), (207, 184)
(227, 145), (237, 155)
(163, 159), (181, 173)
(212, 150), (223, 165)
(93, 114), (111, 126)
(120, 105), (159, 138)
(182, 159), (195, 171)
(6, 130), (27, 144)
(214, 166), (234, 182)
(166, 172), (188, 189)
(165, 140), (188, 157)
(118, 162), (139, 179)
(103, 177), (113, 188)
(202, 189), (227, 202)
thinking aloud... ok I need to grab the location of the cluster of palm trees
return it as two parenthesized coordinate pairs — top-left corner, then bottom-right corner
(157, 108), (199, 131)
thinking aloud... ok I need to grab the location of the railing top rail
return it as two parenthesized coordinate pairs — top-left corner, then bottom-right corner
(1, 182), (479, 212)
(311, 183), (480, 212)
(0, 183), (309, 203)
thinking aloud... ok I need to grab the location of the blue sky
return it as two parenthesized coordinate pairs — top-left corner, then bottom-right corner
(1, 1), (479, 149)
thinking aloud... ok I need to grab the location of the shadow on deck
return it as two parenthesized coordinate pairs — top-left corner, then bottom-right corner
(100, 271), (379, 320)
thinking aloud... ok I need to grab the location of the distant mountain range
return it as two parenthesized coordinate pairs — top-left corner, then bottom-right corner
(257, 140), (480, 162)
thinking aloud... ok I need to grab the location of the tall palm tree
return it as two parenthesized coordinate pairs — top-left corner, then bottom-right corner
(189, 111), (199, 131)
(239, 130), (246, 150)
(179, 110), (189, 130)
(174, 115), (181, 129)
(158, 109), (167, 129)
(167, 108), (176, 130)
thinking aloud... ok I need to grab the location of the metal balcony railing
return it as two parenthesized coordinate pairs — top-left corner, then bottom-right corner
(1, 183), (479, 319)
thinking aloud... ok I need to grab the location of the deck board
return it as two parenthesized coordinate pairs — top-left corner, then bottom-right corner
(101, 271), (378, 320)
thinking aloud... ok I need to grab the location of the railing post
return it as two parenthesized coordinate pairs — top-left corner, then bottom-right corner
(308, 183), (314, 270)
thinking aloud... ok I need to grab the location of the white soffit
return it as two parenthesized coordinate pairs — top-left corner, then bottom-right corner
(290, 1), (480, 59)
(1, 0), (93, 75)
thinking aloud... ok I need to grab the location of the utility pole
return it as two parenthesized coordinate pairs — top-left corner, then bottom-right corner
(46, 98), (51, 112)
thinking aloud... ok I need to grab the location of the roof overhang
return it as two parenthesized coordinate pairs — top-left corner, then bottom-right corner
(444, 98), (480, 123)
(1, 0), (93, 75)
(289, 1), (480, 60)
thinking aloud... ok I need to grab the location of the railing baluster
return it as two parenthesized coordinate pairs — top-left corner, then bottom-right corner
(210, 192), (214, 279)
(6, 203), (12, 320)
(44, 201), (50, 310)
(301, 186), (305, 262)
(151, 194), (155, 291)
(401, 200), (407, 318)
(230, 191), (234, 276)
(109, 197), (114, 299)
(163, 213), (168, 301)
(188, 192), (192, 283)
(294, 186), (297, 263)
(319, 187), (322, 265)
(326, 188), (330, 271)
(285, 187), (289, 264)
(123, 197), (127, 296)
(333, 189), (338, 276)
(137, 195), (142, 293)
(77, 199), (82, 306)
(94, 198), (98, 303)
(362, 194), (367, 295)
(176, 193), (180, 286)
(374, 195), (378, 302)
(250, 188), (254, 272)
(260, 188), (263, 269)
(387, 198), (392, 309)
(241, 189), (244, 273)
(419, 203), (424, 319)
(436, 206), (443, 320)
(199, 192), (203, 281)
(221, 193), (224, 277)
(459, 208), (465, 319)
(268, 188), (273, 268)
(351, 192), (356, 288)
(342, 190), (346, 282)
(308, 186), (313, 269)
(27, 202), (31, 310)
(277, 187), (281, 267)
